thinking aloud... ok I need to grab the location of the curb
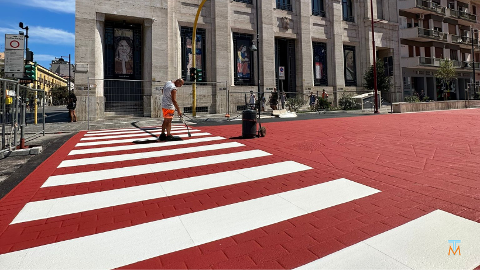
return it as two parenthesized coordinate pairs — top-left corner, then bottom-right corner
(3, 146), (43, 157)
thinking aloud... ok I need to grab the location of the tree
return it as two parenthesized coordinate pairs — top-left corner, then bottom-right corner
(435, 59), (456, 100)
(363, 59), (392, 94)
(50, 86), (69, 105)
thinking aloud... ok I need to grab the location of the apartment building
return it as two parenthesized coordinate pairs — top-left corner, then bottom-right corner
(75, 0), (401, 119)
(399, 0), (480, 100)
(30, 63), (68, 92)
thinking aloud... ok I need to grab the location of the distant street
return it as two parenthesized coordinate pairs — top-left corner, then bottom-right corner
(25, 105), (70, 124)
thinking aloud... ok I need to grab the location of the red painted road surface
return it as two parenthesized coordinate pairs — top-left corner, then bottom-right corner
(0, 109), (480, 269)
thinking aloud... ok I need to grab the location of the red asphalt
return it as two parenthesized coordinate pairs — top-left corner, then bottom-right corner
(0, 109), (479, 269)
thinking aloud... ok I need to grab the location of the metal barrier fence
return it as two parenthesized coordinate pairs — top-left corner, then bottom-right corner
(85, 79), (228, 128)
(1, 78), (45, 153)
(83, 78), (388, 125)
(225, 89), (385, 113)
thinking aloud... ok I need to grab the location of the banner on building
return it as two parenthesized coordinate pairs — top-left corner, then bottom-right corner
(114, 29), (134, 75)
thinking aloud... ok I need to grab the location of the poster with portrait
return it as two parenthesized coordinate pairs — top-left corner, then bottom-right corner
(344, 46), (356, 86)
(186, 34), (203, 81)
(313, 42), (327, 85)
(236, 39), (251, 79)
(114, 29), (134, 75)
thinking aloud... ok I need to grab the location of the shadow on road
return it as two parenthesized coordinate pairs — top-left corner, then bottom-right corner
(131, 121), (160, 139)
(24, 106), (70, 124)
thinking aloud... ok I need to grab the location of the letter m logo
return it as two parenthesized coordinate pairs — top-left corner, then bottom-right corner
(448, 240), (461, 256)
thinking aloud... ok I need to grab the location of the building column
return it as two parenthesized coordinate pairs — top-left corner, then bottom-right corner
(259, 0), (275, 90)
(213, 0), (230, 114)
(151, 5), (169, 118)
(143, 19), (153, 117)
(298, 0), (314, 95)
(77, 12), (105, 121)
(331, 0), (346, 104)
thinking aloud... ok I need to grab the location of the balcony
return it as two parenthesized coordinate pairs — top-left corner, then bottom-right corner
(451, 34), (462, 43)
(399, 0), (446, 15)
(451, 60), (462, 68)
(459, 11), (477, 22)
(401, 57), (469, 69)
(452, 35), (480, 48)
(401, 57), (442, 68)
(462, 61), (480, 69)
(448, 9), (477, 23)
(401, 27), (448, 42)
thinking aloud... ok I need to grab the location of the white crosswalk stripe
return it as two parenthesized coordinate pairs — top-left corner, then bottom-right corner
(84, 127), (186, 137)
(42, 150), (272, 187)
(1, 179), (379, 269)
(295, 210), (480, 270)
(59, 142), (244, 168)
(68, 136), (226, 155)
(80, 129), (200, 141)
(75, 132), (211, 147)
(85, 125), (184, 134)
(12, 161), (312, 224)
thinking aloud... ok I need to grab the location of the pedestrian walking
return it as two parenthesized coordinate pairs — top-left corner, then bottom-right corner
(419, 90), (425, 101)
(159, 79), (184, 141)
(321, 89), (328, 99)
(309, 92), (316, 111)
(261, 96), (266, 111)
(269, 87), (278, 110)
(249, 91), (256, 110)
(67, 92), (77, 122)
(281, 92), (286, 109)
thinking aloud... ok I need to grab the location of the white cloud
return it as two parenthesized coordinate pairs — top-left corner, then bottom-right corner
(0, 27), (20, 36)
(29, 26), (75, 46)
(0, 26), (74, 46)
(34, 54), (57, 61)
(9, 0), (75, 14)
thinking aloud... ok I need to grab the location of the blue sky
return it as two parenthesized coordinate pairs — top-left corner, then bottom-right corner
(0, 0), (75, 68)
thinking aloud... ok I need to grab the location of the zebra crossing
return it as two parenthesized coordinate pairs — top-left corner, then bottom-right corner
(0, 125), (479, 269)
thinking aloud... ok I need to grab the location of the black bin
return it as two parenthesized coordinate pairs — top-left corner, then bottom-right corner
(242, 110), (257, 138)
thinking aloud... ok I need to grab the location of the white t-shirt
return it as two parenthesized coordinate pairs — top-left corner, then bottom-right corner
(249, 94), (256, 105)
(162, 81), (177, 110)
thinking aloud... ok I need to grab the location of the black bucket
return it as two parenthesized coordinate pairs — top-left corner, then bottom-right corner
(242, 110), (257, 138)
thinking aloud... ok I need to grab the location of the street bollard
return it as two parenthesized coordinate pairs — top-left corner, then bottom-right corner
(43, 91), (45, 136)
(2, 82), (6, 150)
(35, 91), (38, 125)
(20, 103), (26, 149)
(13, 83), (19, 149)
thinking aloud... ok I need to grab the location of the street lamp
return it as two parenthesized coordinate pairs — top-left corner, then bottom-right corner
(255, 0), (263, 135)
(370, 0), (379, 114)
(471, 26), (476, 99)
(19, 22), (29, 52)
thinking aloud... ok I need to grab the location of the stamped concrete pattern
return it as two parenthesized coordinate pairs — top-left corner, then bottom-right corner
(0, 110), (480, 269)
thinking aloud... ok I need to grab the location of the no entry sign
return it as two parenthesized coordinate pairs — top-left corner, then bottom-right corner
(5, 34), (25, 50)
(279, 66), (285, 80)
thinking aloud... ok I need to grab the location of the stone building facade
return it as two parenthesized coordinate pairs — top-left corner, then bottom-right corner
(75, 0), (402, 120)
